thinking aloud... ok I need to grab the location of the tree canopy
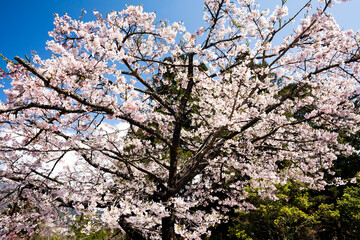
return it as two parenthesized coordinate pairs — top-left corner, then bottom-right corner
(1, 0), (360, 239)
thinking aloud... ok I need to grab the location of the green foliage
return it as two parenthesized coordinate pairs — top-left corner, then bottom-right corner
(209, 178), (360, 240)
(337, 183), (360, 238)
(227, 182), (319, 240)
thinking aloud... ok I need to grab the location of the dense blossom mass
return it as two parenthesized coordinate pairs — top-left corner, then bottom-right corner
(0, 0), (359, 239)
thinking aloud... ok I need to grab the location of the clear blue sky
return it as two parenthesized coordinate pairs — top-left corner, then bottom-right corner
(0, 0), (359, 100)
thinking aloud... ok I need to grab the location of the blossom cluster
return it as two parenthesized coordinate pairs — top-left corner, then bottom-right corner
(1, 0), (360, 239)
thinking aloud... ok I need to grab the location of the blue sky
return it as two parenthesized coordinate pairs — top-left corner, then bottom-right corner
(0, 0), (359, 101)
(0, 0), (204, 67)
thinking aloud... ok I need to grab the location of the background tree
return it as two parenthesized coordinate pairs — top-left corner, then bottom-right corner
(1, 0), (360, 239)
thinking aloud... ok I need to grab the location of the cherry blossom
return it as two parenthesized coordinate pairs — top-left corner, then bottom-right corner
(1, 0), (360, 239)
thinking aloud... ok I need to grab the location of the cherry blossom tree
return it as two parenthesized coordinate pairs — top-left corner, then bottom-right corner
(1, 0), (360, 239)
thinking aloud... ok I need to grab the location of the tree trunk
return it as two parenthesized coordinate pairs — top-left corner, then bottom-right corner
(336, 221), (344, 240)
(118, 216), (146, 240)
(162, 208), (177, 240)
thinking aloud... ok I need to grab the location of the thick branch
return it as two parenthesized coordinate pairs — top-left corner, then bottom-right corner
(81, 153), (131, 180)
(173, 83), (304, 193)
(168, 53), (195, 190)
